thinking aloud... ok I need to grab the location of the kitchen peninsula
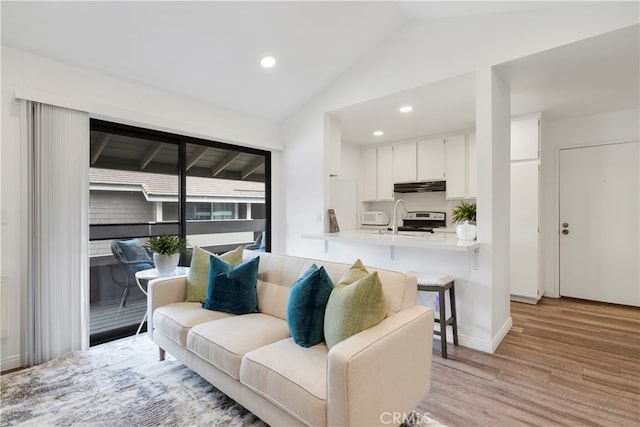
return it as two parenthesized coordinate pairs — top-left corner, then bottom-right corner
(300, 227), (488, 352)
(302, 230), (479, 265)
(302, 229), (478, 252)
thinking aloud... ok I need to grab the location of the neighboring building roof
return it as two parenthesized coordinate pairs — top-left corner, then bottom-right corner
(90, 168), (264, 203)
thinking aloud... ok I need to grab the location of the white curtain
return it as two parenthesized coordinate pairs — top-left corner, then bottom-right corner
(20, 101), (90, 365)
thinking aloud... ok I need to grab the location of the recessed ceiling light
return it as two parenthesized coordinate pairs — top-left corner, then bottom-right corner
(373, 130), (384, 136)
(399, 105), (413, 113)
(260, 56), (276, 68)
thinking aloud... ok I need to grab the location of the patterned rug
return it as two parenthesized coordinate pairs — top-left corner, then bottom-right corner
(1, 334), (444, 426)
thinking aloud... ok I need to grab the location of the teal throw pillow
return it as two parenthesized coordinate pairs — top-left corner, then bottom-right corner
(117, 239), (151, 262)
(186, 246), (244, 303)
(286, 265), (334, 348)
(203, 255), (260, 314)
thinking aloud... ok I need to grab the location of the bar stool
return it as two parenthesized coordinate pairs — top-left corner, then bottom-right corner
(416, 275), (458, 358)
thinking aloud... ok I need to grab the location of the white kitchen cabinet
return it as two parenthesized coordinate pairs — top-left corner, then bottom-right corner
(417, 138), (445, 181)
(511, 115), (540, 161)
(392, 142), (417, 183)
(363, 148), (377, 201)
(444, 134), (469, 199)
(510, 161), (540, 302)
(467, 133), (477, 198)
(363, 146), (394, 201)
(510, 115), (542, 303)
(377, 146), (394, 200)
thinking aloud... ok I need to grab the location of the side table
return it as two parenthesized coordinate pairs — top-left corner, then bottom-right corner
(135, 266), (190, 335)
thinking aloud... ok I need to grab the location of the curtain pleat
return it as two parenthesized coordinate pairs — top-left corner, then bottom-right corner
(23, 101), (89, 365)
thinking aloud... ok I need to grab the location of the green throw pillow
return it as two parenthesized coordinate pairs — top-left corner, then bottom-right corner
(336, 258), (369, 286)
(186, 246), (244, 302)
(287, 265), (334, 348)
(324, 260), (387, 349)
(203, 255), (260, 315)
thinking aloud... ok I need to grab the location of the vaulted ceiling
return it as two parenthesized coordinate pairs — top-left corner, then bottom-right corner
(2, 2), (638, 146)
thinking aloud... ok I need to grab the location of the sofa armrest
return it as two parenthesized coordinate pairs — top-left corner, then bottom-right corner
(327, 305), (434, 427)
(147, 276), (188, 339)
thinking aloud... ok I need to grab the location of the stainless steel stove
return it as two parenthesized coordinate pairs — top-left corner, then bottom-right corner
(399, 211), (446, 232)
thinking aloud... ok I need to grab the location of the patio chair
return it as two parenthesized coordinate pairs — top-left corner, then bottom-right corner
(244, 231), (266, 252)
(110, 239), (154, 308)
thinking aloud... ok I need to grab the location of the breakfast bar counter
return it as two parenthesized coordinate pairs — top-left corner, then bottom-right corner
(302, 229), (479, 252)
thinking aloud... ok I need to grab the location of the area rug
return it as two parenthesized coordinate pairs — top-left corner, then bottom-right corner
(1, 334), (445, 426)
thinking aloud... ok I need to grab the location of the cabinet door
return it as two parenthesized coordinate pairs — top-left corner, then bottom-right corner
(511, 116), (539, 161)
(444, 134), (467, 199)
(392, 142), (417, 183)
(377, 146), (394, 200)
(467, 133), (477, 198)
(417, 138), (445, 180)
(362, 148), (377, 201)
(510, 161), (539, 300)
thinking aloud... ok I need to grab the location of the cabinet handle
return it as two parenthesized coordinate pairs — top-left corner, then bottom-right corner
(562, 229), (569, 235)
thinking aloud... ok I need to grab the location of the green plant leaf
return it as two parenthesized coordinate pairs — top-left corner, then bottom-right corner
(451, 200), (476, 225)
(145, 234), (187, 256)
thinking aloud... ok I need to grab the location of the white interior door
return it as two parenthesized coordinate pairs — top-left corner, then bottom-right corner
(559, 142), (639, 306)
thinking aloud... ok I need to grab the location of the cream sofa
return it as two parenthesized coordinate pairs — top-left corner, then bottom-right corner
(147, 251), (434, 426)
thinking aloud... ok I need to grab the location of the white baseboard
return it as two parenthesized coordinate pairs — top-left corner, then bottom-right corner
(455, 316), (513, 354)
(492, 316), (513, 352)
(458, 334), (493, 353)
(510, 294), (540, 304)
(1, 354), (22, 372)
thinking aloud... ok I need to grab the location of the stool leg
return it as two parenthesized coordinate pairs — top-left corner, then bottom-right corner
(439, 288), (447, 358)
(449, 283), (459, 346)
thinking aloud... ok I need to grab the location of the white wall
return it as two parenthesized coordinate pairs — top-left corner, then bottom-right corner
(280, 5), (638, 352)
(0, 47), (283, 370)
(541, 108), (640, 298)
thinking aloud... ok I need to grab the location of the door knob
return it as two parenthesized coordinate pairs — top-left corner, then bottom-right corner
(562, 223), (569, 228)
(562, 229), (569, 235)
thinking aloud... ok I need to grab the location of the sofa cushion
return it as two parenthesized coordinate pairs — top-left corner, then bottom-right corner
(241, 338), (328, 427)
(245, 251), (417, 321)
(186, 246), (243, 303)
(152, 302), (232, 346)
(203, 255), (259, 314)
(287, 265), (334, 347)
(117, 238), (151, 262)
(187, 313), (290, 380)
(324, 261), (388, 349)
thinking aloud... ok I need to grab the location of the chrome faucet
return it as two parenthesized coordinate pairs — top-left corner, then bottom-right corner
(390, 199), (406, 235)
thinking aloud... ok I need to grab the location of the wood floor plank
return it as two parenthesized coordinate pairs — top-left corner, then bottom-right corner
(582, 367), (640, 394)
(419, 297), (640, 426)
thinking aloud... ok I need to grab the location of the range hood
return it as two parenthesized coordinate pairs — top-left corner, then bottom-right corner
(393, 180), (446, 193)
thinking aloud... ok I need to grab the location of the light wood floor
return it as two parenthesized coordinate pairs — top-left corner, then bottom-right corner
(417, 297), (640, 426)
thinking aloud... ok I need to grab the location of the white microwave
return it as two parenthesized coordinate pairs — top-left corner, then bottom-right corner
(361, 211), (389, 226)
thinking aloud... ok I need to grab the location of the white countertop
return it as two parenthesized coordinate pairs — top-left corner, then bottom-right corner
(302, 229), (479, 252)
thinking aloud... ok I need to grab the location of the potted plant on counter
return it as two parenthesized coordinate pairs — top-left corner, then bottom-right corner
(146, 234), (187, 275)
(451, 200), (477, 241)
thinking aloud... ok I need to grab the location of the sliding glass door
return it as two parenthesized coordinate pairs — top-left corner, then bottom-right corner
(88, 120), (270, 345)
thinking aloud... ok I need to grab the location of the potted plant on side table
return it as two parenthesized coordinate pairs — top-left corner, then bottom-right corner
(146, 234), (187, 275)
(451, 200), (477, 241)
